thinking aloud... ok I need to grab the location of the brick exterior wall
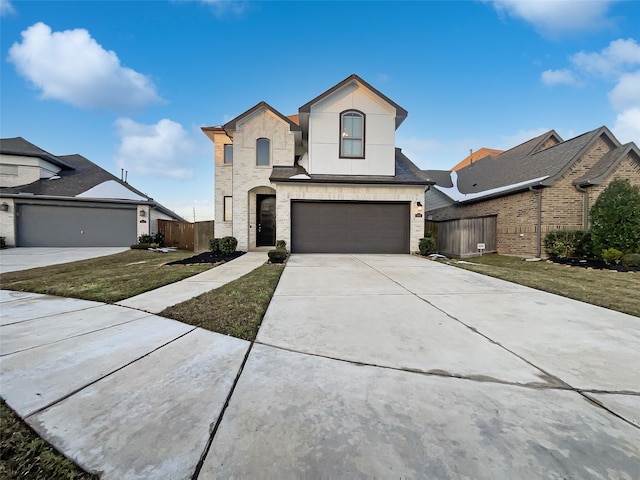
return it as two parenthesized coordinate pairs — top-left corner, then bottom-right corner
(428, 136), (640, 258)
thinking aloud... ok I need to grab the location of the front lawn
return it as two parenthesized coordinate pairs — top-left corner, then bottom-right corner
(160, 263), (285, 341)
(441, 254), (640, 317)
(0, 250), (213, 303)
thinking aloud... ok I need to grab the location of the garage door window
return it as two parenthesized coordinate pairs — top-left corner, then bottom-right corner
(340, 110), (364, 158)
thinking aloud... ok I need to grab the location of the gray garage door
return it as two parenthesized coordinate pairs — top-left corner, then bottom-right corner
(291, 201), (410, 254)
(16, 204), (137, 247)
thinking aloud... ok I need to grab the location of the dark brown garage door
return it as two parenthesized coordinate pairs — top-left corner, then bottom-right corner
(291, 201), (410, 254)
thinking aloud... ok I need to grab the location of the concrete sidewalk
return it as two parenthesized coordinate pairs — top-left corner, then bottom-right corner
(0, 247), (129, 273)
(116, 252), (267, 313)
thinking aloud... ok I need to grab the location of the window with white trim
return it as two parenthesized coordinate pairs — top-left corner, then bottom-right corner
(256, 138), (270, 166)
(340, 110), (364, 158)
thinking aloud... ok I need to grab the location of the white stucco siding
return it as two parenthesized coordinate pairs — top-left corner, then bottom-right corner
(0, 198), (15, 246)
(0, 154), (62, 188)
(275, 183), (425, 253)
(307, 86), (396, 176)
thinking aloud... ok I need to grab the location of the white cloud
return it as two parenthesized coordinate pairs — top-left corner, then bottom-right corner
(541, 68), (580, 86)
(487, 0), (617, 37)
(609, 70), (640, 110)
(612, 107), (640, 144)
(571, 38), (640, 78)
(115, 118), (197, 179)
(1, 0), (15, 16)
(7, 22), (163, 112)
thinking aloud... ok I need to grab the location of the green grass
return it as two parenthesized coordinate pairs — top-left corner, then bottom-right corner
(0, 250), (212, 303)
(161, 263), (285, 341)
(0, 399), (98, 480)
(442, 254), (640, 317)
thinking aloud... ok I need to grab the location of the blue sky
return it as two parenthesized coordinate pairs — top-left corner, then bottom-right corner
(1, 0), (639, 221)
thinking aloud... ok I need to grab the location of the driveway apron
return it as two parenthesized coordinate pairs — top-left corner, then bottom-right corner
(202, 254), (640, 478)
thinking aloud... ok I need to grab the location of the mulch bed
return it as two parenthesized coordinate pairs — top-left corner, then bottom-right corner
(551, 258), (640, 272)
(165, 251), (246, 266)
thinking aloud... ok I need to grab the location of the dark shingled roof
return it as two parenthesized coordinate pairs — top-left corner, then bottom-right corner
(423, 169), (453, 188)
(270, 148), (433, 186)
(0, 137), (74, 170)
(455, 127), (616, 194)
(573, 143), (640, 186)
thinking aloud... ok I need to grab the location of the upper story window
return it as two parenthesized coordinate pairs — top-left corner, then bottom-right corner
(340, 110), (365, 158)
(256, 138), (270, 166)
(223, 144), (233, 164)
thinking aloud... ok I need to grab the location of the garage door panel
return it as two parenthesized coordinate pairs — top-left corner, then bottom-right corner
(291, 202), (409, 254)
(16, 204), (137, 247)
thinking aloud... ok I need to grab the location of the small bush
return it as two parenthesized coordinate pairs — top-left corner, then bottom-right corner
(268, 248), (287, 263)
(620, 253), (640, 267)
(0, 236), (6, 249)
(220, 236), (238, 255)
(602, 248), (623, 264)
(418, 235), (436, 256)
(152, 232), (165, 247)
(149, 243), (159, 249)
(571, 230), (593, 258)
(130, 243), (151, 250)
(209, 238), (220, 253)
(138, 234), (153, 244)
(276, 239), (287, 250)
(544, 230), (579, 259)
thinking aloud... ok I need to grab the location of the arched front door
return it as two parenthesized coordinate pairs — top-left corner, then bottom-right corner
(256, 194), (276, 246)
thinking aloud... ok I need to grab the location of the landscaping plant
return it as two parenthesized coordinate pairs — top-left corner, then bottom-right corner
(418, 234), (436, 256)
(219, 236), (238, 254)
(209, 237), (220, 253)
(602, 248), (623, 264)
(276, 239), (287, 250)
(544, 229), (579, 259)
(590, 178), (640, 256)
(268, 248), (287, 264)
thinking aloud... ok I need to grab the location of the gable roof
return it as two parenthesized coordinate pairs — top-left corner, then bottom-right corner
(299, 74), (408, 129)
(573, 142), (640, 186)
(0, 137), (75, 170)
(223, 101), (301, 133)
(430, 126), (626, 205)
(270, 148), (434, 186)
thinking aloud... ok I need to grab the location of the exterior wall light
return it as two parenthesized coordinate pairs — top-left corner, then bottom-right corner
(1, 203), (9, 212)
(417, 201), (423, 213)
(139, 209), (146, 217)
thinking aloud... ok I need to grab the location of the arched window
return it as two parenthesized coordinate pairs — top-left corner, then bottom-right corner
(340, 110), (364, 158)
(256, 138), (270, 166)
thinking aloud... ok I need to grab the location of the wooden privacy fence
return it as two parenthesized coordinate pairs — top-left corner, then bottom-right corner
(158, 220), (214, 252)
(427, 216), (497, 258)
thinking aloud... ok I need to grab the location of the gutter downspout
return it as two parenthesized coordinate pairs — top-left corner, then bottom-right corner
(529, 186), (542, 257)
(574, 184), (589, 229)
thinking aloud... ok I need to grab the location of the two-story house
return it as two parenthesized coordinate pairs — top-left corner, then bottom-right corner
(0, 137), (184, 247)
(202, 74), (434, 253)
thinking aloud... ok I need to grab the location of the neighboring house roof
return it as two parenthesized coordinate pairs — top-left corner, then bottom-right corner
(0, 137), (75, 170)
(1, 142), (186, 221)
(299, 74), (408, 129)
(270, 148), (434, 186)
(573, 143), (640, 186)
(223, 101), (301, 133)
(428, 126), (628, 205)
(451, 148), (504, 171)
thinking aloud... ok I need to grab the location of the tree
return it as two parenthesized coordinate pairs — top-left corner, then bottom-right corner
(590, 178), (640, 256)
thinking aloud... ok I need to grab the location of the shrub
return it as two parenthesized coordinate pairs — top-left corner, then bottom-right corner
(572, 230), (593, 258)
(130, 243), (151, 250)
(418, 235), (436, 256)
(209, 238), (220, 253)
(138, 234), (153, 244)
(276, 239), (287, 250)
(268, 248), (287, 263)
(620, 253), (640, 267)
(544, 230), (579, 259)
(0, 236), (6, 249)
(219, 236), (238, 255)
(590, 178), (640, 256)
(152, 232), (165, 247)
(602, 248), (623, 264)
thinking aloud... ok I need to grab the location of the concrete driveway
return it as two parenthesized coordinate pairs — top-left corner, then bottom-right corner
(0, 247), (129, 273)
(1, 254), (638, 478)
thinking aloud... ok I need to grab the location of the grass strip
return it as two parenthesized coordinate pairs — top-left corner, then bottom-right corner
(0, 250), (212, 303)
(441, 255), (640, 317)
(0, 399), (98, 480)
(161, 263), (285, 341)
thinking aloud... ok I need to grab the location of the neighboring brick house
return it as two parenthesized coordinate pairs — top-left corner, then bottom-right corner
(0, 137), (185, 247)
(202, 74), (434, 254)
(424, 126), (640, 258)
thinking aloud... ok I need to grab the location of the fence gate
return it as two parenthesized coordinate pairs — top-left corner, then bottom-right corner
(158, 220), (214, 252)
(434, 216), (497, 258)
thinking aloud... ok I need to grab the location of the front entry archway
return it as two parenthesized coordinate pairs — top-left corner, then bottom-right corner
(256, 194), (276, 246)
